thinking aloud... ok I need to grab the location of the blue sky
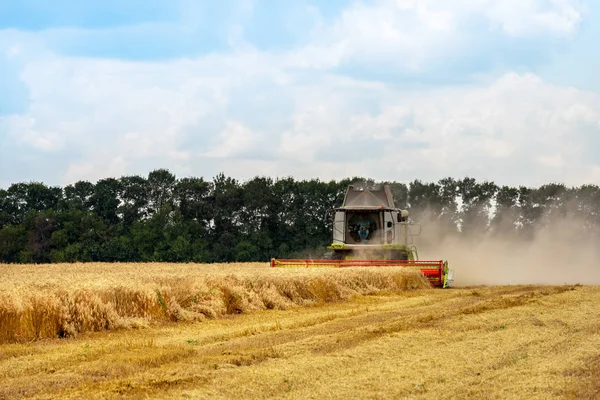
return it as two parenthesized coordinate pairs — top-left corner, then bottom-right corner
(1, 0), (599, 188)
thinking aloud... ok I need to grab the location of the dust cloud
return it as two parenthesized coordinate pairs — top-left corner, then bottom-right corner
(414, 214), (600, 287)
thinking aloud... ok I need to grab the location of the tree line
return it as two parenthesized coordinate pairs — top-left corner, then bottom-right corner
(1, 169), (599, 264)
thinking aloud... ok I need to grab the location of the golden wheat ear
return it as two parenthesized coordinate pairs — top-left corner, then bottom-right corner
(1, 263), (429, 344)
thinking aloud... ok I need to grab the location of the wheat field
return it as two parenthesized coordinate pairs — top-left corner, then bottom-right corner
(0, 262), (430, 344)
(1, 263), (599, 399)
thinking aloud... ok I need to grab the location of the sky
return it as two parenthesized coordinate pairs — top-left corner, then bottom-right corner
(1, 0), (599, 189)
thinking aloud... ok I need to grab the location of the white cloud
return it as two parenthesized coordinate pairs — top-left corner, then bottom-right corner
(203, 121), (263, 158)
(484, 0), (584, 36)
(286, 0), (584, 71)
(6, 45), (21, 59)
(64, 156), (129, 184)
(0, 0), (595, 189)
(5, 115), (65, 151)
(475, 138), (515, 158)
(585, 165), (600, 184)
(298, 0), (461, 70)
(3, 41), (600, 187)
(535, 154), (567, 168)
(268, 72), (600, 186)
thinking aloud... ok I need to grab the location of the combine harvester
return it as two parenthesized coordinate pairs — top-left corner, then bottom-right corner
(271, 184), (454, 288)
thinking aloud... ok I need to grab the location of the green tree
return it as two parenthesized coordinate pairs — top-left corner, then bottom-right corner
(61, 181), (94, 212)
(457, 178), (498, 235)
(240, 176), (276, 260)
(90, 178), (122, 224)
(408, 178), (459, 234)
(22, 210), (58, 263)
(119, 175), (149, 228)
(574, 184), (600, 231)
(174, 176), (211, 224)
(491, 185), (520, 235)
(147, 169), (177, 215)
(0, 189), (13, 228)
(5, 182), (62, 225)
(2, 171), (600, 264)
(209, 173), (243, 262)
(0, 224), (29, 262)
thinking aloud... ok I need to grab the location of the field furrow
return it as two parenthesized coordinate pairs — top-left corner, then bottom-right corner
(1, 279), (599, 399)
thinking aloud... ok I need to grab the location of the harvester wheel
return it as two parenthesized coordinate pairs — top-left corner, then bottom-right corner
(323, 251), (344, 260)
(392, 250), (409, 260)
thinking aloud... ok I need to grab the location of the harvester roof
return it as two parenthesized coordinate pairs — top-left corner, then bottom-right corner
(338, 185), (398, 210)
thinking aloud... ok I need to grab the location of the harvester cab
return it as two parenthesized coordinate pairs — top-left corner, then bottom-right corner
(271, 185), (454, 288)
(328, 184), (415, 260)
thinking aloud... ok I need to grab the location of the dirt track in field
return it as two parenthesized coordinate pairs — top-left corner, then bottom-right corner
(1, 284), (599, 399)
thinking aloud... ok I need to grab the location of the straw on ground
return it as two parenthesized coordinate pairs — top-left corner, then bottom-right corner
(1, 263), (598, 399)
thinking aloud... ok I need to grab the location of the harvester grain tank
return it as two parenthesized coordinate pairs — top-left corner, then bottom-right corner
(270, 184), (454, 288)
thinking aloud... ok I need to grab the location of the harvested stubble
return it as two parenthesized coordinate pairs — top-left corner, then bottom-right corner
(0, 262), (430, 344)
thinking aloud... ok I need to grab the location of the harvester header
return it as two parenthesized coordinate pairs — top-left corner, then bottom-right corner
(271, 184), (454, 288)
